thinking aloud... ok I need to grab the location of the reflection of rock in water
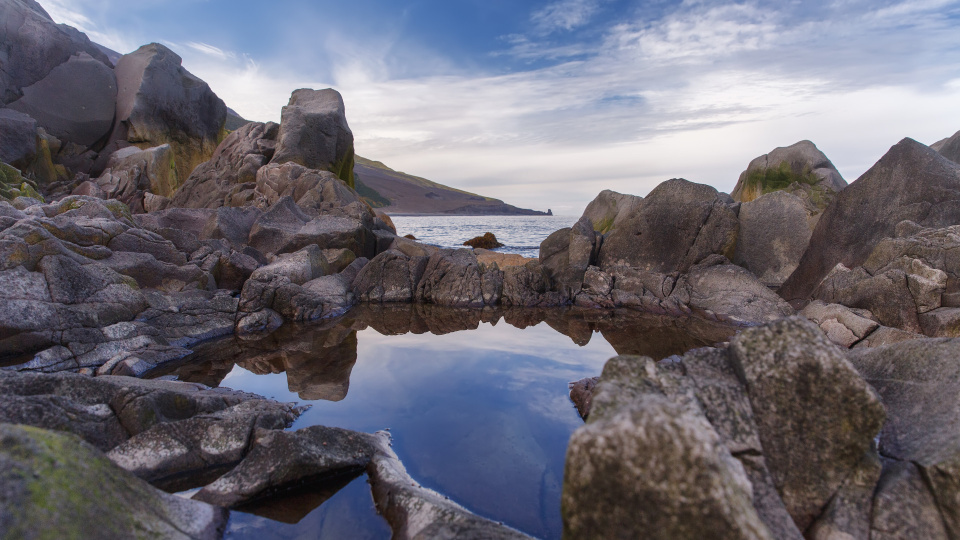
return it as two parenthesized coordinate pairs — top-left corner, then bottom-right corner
(168, 304), (739, 401)
(171, 316), (365, 401)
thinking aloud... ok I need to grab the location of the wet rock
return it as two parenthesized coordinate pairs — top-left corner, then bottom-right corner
(270, 88), (355, 186)
(733, 190), (813, 288)
(568, 376), (599, 420)
(194, 425), (377, 508)
(463, 231), (504, 249)
(580, 189), (643, 234)
(236, 308), (284, 338)
(0, 424), (227, 540)
(599, 178), (739, 273)
(107, 400), (302, 490)
(7, 52), (116, 146)
(781, 138), (960, 302)
(731, 140), (846, 203)
(367, 431), (534, 539)
(729, 317), (886, 530)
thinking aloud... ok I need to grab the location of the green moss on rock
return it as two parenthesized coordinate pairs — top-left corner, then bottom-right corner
(0, 162), (44, 203)
(744, 162), (819, 196)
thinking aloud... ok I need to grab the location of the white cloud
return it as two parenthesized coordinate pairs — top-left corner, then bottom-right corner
(183, 42), (233, 61)
(532, 0), (602, 33)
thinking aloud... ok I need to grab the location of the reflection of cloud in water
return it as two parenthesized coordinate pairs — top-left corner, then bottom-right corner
(171, 304), (739, 540)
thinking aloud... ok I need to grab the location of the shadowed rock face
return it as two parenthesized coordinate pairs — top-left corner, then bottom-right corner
(103, 43), (226, 186)
(7, 52), (117, 146)
(780, 138), (960, 302)
(0, 0), (113, 105)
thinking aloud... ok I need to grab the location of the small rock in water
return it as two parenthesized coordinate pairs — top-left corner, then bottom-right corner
(403, 233), (417, 240)
(463, 232), (504, 249)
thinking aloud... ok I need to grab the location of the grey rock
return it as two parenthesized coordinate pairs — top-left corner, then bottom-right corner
(599, 178), (739, 273)
(920, 307), (960, 337)
(781, 138), (960, 301)
(806, 450), (882, 540)
(107, 400), (301, 490)
(815, 265), (921, 333)
(852, 325), (924, 348)
(870, 460), (949, 540)
(236, 308), (284, 337)
(731, 140), (846, 203)
(729, 317), (886, 530)
(933, 129), (960, 164)
(502, 260), (554, 307)
(801, 300), (880, 348)
(105, 43), (226, 184)
(580, 188), (643, 233)
(171, 121), (279, 208)
(193, 424), (378, 507)
(249, 245), (328, 285)
(539, 216), (598, 298)
(0, 424), (226, 540)
(270, 88), (355, 186)
(734, 190), (812, 287)
(415, 248), (486, 307)
(367, 431), (534, 540)
(568, 376), (599, 420)
(563, 357), (772, 540)
(0, 108), (37, 167)
(7, 52), (116, 146)
(352, 248), (428, 303)
(0, 0), (112, 104)
(96, 144), (180, 213)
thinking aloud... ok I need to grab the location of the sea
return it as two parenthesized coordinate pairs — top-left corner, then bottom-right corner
(389, 215), (579, 257)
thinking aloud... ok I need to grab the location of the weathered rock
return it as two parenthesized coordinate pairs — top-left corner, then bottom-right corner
(105, 43), (226, 185)
(732, 140), (846, 203)
(781, 138), (960, 301)
(933, 129), (960, 164)
(0, 108), (37, 167)
(540, 216), (598, 298)
(270, 88), (355, 187)
(94, 144), (179, 213)
(7, 52), (117, 146)
(806, 450), (882, 540)
(920, 307), (960, 337)
(415, 248), (487, 307)
(171, 121), (279, 208)
(563, 354), (771, 539)
(353, 248), (429, 303)
(851, 325), (924, 348)
(729, 317), (886, 530)
(815, 265), (922, 333)
(0, 0), (112, 104)
(193, 425), (377, 507)
(870, 460), (949, 540)
(0, 424), (227, 539)
(568, 376), (599, 420)
(734, 190), (812, 287)
(252, 161), (368, 217)
(107, 400), (301, 490)
(580, 189), (643, 234)
(599, 178), (739, 273)
(671, 256), (795, 325)
(367, 431), (534, 540)
(801, 300), (879, 348)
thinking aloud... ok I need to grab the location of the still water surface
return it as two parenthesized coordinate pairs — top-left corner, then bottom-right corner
(168, 305), (737, 538)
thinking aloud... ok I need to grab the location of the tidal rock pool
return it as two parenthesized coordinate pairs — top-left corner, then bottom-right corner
(161, 305), (738, 539)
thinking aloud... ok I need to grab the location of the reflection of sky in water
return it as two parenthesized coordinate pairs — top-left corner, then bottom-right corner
(222, 319), (617, 539)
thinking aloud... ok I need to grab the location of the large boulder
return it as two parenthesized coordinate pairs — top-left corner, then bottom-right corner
(270, 88), (355, 187)
(729, 318), (885, 530)
(780, 138), (960, 301)
(539, 216), (598, 298)
(105, 43), (226, 186)
(0, 108), (37, 167)
(170, 121), (279, 208)
(7, 52), (117, 146)
(0, 0), (113, 104)
(94, 144), (179, 213)
(0, 424), (226, 539)
(598, 178), (739, 273)
(563, 355), (773, 539)
(932, 129), (960, 165)
(731, 140), (846, 203)
(580, 189), (643, 234)
(733, 190), (813, 288)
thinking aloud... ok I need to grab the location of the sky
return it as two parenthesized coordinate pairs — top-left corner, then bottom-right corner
(38, 0), (960, 215)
